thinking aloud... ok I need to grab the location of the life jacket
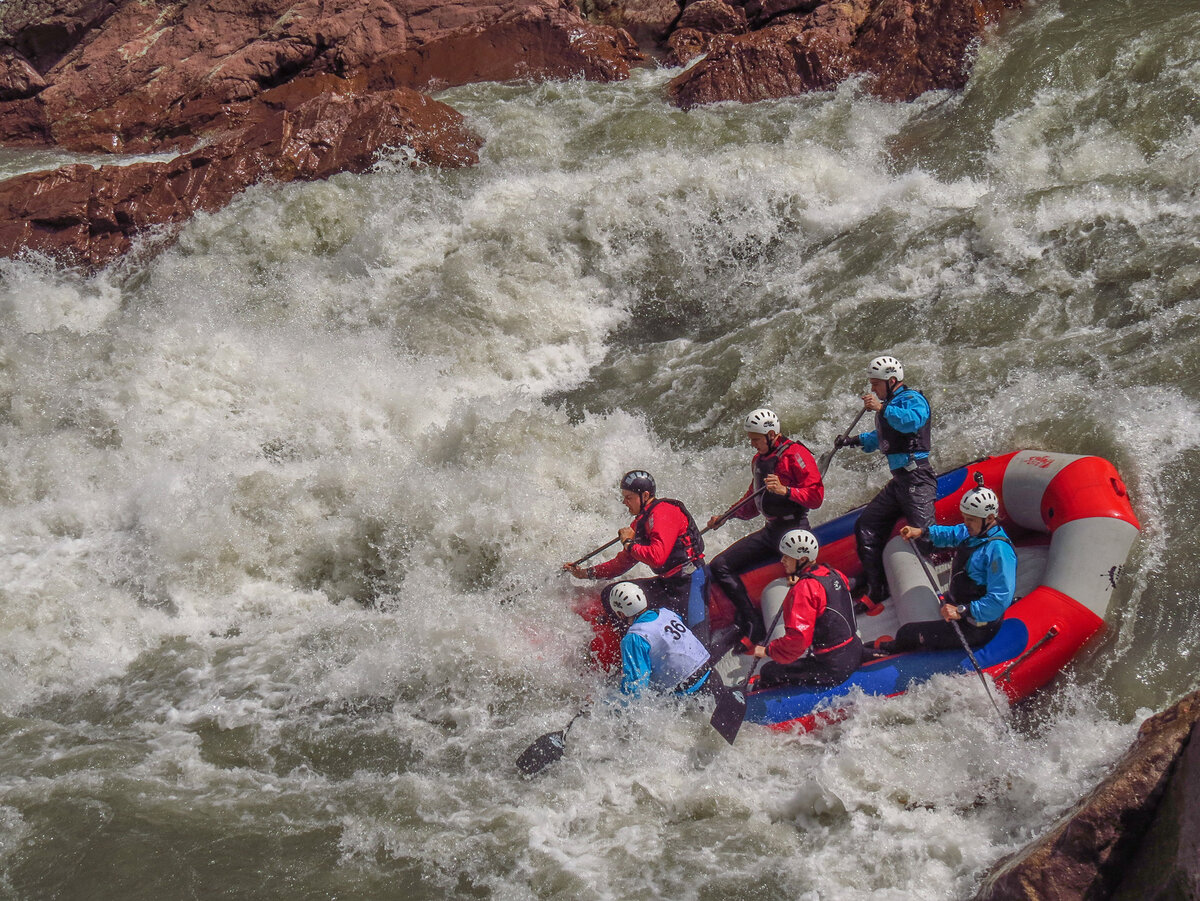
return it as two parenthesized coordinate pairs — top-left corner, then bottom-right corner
(875, 386), (932, 460)
(626, 609), (711, 691)
(799, 564), (858, 655)
(948, 529), (1014, 616)
(752, 438), (813, 521)
(634, 497), (705, 576)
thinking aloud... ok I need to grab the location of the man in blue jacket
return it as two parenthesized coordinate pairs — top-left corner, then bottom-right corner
(878, 485), (1017, 653)
(834, 355), (935, 610)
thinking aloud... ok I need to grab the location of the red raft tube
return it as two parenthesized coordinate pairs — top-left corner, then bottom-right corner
(578, 450), (1140, 732)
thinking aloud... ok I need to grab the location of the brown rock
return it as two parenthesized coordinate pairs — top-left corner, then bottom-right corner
(974, 689), (1200, 901)
(0, 0), (643, 153)
(676, 0), (747, 34)
(667, 0), (1019, 107)
(0, 48), (47, 100)
(1111, 719), (1200, 901)
(853, 0), (1017, 100)
(368, 2), (643, 92)
(0, 81), (480, 269)
(581, 0), (683, 44)
(664, 26), (710, 65)
(667, 3), (863, 107)
(0, 0), (121, 70)
(741, 0), (823, 27)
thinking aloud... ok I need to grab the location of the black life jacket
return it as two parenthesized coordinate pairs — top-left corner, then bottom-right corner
(875, 386), (932, 460)
(799, 564), (858, 654)
(633, 497), (705, 577)
(752, 438), (813, 521)
(948, 529), (1014, 609)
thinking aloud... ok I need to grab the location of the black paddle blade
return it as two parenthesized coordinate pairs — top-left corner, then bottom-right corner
(516, 729), (568, 776)
(817, 448), (835, 475)
(709, 683), (747, 745)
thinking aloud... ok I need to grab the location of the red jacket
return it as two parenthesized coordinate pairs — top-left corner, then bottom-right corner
(766, 563), (855, 664)
(591, 498), (702, 580)
(731, 438), (824, 521)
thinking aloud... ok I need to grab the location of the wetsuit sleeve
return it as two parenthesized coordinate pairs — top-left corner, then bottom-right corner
(765, 579), (823, 665)
(629, 502), (687, 570)
(778, 443), (824, 510)
(588, 548), (637, 581)
(882, 391), (930, 434)
(970, 542), (1018, 623)
(860, 430), (880, 454)
(620, 632), (653, 696)
(927, 524), (968, 548)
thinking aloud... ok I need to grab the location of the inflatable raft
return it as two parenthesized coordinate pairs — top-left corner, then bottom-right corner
(579, 450), (1139, 732)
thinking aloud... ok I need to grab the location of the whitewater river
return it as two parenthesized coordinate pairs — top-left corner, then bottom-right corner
(2, 0), (1198, 896)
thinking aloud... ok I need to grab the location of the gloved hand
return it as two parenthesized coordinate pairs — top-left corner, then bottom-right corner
(834, 434), (861, 449)
(736, 636), (757, 655)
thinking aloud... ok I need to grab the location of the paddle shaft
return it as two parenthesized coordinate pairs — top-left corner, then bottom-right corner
(568, 536), (622, 568)
(500, 536), (619, 606)
(818, 407), (869, 477)
(702, 486), (768, 535)
(910, 542), (1008, 728)
(743, 603), (787, 686)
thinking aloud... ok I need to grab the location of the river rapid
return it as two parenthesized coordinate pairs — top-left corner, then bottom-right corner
(2, 0), (1199, 897)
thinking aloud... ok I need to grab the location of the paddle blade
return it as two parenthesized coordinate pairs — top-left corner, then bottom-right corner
(516, 729), (569, 776)
(817, 448), (835, 476)
(709, 683), (747, 745)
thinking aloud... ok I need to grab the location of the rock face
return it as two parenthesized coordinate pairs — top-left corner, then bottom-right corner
(974, 689), (1200, 901)
(667, 0), (1020, 106)
(0, 0), (644, 268)
(0, 78), (481, 268)
(1112, 714), (1200, 900)
(0, 0), (643, 154)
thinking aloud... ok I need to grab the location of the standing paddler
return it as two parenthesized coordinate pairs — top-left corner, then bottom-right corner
(834, 355), (935, 612)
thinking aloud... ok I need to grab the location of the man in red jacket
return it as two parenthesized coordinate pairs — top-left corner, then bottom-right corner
(708, 408), (824, 643)
(563, 470), (707, 631)
(740, 529), (862, 689)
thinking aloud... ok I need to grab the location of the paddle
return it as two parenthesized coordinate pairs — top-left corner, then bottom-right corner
(909, 541), (1009, 730)
(516, 704), (590, 776)
(702, 485), (767, 535)
(706, 600), (788, 743)
(817, 407), (868, 477)
(499, 536), (623, 607)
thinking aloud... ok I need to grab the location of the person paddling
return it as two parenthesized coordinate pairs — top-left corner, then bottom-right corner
(563, 470), (707, 628)
(834, 356), (935, 610)
(707, 409), (824, 643)
(874, 484), (1017, 654)
(608, 583), (716, 698)
(739, 529), (862, 689)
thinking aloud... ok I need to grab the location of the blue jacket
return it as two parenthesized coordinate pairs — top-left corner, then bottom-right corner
(926, 523), (1017, 624)
(860, 386), (931, 471)
(619, 610), (711, 697)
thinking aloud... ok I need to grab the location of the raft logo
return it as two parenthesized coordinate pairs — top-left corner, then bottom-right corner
(1026, 455), (1054, 469)
(1107, 565), (1123, 589)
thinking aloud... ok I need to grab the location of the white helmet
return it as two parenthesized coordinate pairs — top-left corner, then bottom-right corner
(779, 529), (819, 562)
(609, 582), (648, 618)
(744, 408), (780, 435)
(960, 487), (999, 518)
(867, 355), (904, 382)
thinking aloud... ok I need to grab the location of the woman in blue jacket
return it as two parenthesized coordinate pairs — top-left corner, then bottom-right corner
(879, 485), (1017, 653)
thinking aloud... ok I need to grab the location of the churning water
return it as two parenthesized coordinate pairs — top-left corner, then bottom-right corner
(2, 0), (1199, 896)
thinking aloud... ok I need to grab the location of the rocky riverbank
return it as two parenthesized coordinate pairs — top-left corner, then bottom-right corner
(0, 0), (1021, 266)
(975, 688), (1200, 901)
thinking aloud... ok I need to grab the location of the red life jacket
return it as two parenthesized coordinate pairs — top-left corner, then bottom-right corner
(800, 564), (858, 654)
(633, 497), (705, 576)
